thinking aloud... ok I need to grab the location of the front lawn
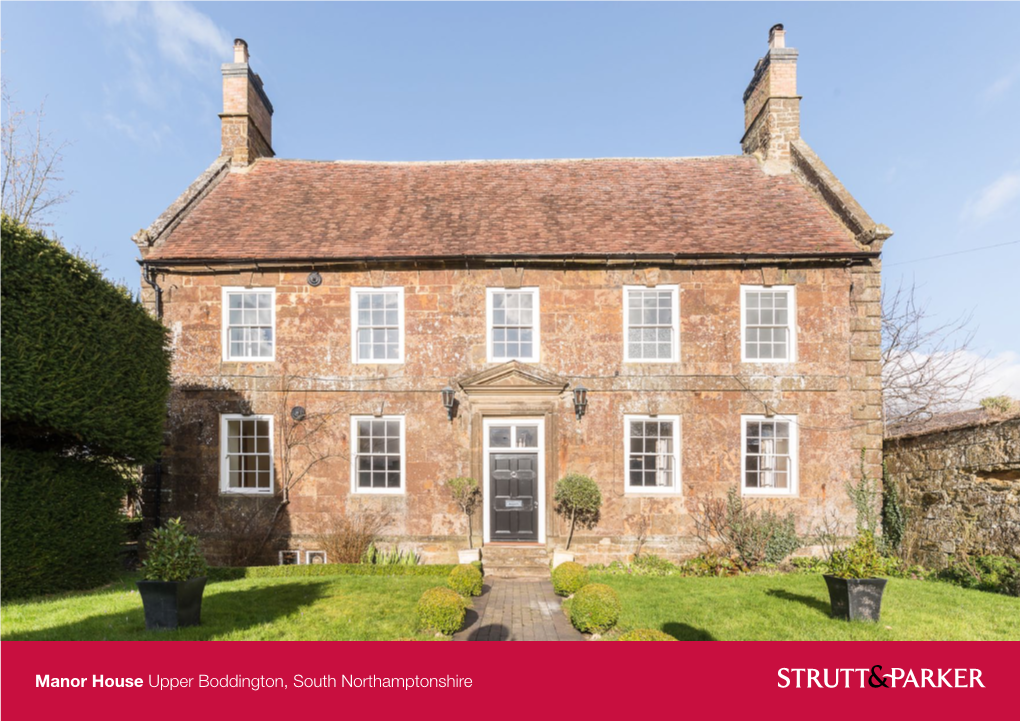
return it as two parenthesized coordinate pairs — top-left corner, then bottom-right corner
(588, 572), (1020, 640)
(1, 573), (447, 641)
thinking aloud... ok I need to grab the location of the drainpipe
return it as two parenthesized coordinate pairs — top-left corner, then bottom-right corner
(141, 262), (163, 320)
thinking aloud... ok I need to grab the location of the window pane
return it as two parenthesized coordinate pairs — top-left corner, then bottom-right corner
(516, 427), (537, 448)
(489, 427), (511, 448)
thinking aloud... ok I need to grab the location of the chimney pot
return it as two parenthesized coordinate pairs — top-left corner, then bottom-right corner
(769, 24), (785, 49)
(234, 38), (249, 64)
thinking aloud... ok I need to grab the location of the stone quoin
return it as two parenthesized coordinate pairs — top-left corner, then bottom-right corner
(133, 27), (891, 565)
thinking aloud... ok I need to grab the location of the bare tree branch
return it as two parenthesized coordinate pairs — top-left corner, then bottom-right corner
(882, 280), (985, 426)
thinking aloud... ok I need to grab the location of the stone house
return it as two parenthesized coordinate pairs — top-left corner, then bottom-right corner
(885, 407), (1020, 566)
(134, 26), (891, 568)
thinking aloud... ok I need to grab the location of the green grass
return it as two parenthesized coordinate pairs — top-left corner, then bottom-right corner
(585, 572), (1020, 641)
(1, 573), (450, 641)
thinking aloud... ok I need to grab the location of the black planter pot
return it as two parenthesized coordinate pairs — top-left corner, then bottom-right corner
(823, 575), (887, 622)
(137, 577), (207, 631)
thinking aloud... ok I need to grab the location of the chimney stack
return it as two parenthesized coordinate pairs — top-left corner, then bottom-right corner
(741, 24), (800, 167)
(220, 38), (274, 166)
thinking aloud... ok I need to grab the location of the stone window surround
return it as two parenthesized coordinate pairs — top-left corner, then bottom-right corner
(740, 284), (797, 364)
(219, 413), (275, 496)
(486, 287), (541, 363)
(349, 415), (407, 495)
(622, 284), (680, 363)
(623, 414), (682, 495)
(740, 413), (799, 497)
(349, 286), (406, 364)
(221, 287), (276, 362)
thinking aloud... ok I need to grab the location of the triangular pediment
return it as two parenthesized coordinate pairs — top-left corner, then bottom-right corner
(458, 361), (568, 397)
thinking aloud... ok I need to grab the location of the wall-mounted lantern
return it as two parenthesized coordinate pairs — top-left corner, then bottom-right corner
(441, 387), (457, 421)
(572, 385), (588, 421)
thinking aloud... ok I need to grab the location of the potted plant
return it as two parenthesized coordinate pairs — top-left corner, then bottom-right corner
(552, 473), (602, 566)
(137, 518), (209, 631)
(444, 477), (482, 564)
(824, 530), (888, 622)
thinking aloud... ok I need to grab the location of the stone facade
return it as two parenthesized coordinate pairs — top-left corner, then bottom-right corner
(142, 260), (883, 564)
(885, 414), (1020, 566)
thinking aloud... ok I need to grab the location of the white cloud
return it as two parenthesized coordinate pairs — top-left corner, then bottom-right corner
(983, 65), (1020, 103)
(971, 350), (1020, 401)
(961, 171), (1020, 222)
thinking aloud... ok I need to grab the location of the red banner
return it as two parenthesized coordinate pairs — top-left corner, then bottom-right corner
(2, 641), (1015, 717)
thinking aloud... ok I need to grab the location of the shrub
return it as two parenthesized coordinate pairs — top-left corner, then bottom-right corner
(827, 531), (885, 579)
(617, 629), (677, 641)
(691, 487), (801, 568)
(207, 564), (455, 581)
(679, 553), (741, 577)
(938, 555), (1020, 597)
(631, 554), (678, 577)
(444, 477), (482, 549)
(553, 473), (602, 549)
(1, 447), (129, 599)
(569, 583), (621, 634)
(364, 544), (421, 566)
(141, 518), (208, 582)
(551, 561), (589, 596)
(447, 564), (484, 597)
(313, 514), (380, 564)
(1, 215), (171, 463)
(416, 587), (468, 635)
(881, 469), (907, 554)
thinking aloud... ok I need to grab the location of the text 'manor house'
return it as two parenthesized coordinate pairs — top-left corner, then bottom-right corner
(134, 25), (891, 565)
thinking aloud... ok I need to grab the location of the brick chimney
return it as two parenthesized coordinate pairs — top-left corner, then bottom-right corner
(220, 39), (274, 166)
(741, 24), (799, 166)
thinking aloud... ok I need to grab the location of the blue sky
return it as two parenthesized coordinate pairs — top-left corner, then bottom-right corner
(3, 2), (1019, 395)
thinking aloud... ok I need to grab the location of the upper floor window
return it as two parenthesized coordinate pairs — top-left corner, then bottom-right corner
(351, 416), (405, 494)
(623, 285), (679, 362)
(223, 287), (275, 361)
(741, 286), (796, 362)
(487, 288), (539, 363)
(741, 415), (797, 496)
(220, 414), (274, 494)
(351, 287), (404, 363)
(624, 415), (681, 493)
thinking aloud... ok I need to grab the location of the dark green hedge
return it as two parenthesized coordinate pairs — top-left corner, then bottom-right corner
(1, 447), (129, 600)
(1, 215), (171, 462)
(208, 563), (457, 582)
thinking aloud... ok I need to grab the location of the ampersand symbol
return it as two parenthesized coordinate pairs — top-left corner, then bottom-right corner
(868, 665), (889, 688)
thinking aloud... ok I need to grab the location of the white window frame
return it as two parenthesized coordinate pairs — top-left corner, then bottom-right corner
(740, 414), (798, 497)
(623, 414), (682, 495)
(219, 414), (275, 495)
(350, 287), (405, 364)
(222, 287), (277, 362)
(482, 417), (546, 544)
(740, 285), (797, 364)
(486, 287), (540, 363)
(350, 415), (406, 495)
(623, 285), (680, 363)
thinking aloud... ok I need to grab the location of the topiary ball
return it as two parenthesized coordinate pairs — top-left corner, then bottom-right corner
(551, 561), (589, 596)
(569, 583), (621, 634)
(617, 628), (677, 641)
(416, 587), (468, 635)
(447, 563), (484, 597)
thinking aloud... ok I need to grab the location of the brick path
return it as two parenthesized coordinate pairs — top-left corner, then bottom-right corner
(454, 578), (584, 641)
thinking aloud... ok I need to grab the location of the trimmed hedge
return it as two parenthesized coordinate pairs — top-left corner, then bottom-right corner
(416, 587), (468, 635)
(617, 629), (677, 641)
(551, 561), (589, 596)
(447, 564), (484, 597)
(1, 215), (171, 462)
(569, 583), (621, 634)
(1, 447), (129, 600)
(207, 563), (456, 582)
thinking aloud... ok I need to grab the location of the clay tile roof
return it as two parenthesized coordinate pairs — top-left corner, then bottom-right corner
(886, 406), (1020, 440)
(146, 156), (862, 261)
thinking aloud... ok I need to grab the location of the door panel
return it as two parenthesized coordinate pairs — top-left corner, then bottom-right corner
(490, 453), (538, 541)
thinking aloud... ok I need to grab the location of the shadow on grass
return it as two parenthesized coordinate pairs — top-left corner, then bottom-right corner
(661, 622), (716, 641)
(766, 588), (831, 617)
(5, 580), (331, 641)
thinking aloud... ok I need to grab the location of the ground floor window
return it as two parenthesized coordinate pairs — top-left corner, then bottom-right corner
(220, 414), (274, 494)
(351, 416), (405, 493)
(624, 415), (680, 493)
(741, 415), (797, 495)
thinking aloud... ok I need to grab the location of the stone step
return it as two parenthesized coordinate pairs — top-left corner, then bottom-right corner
(482, 545), (550, 578)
